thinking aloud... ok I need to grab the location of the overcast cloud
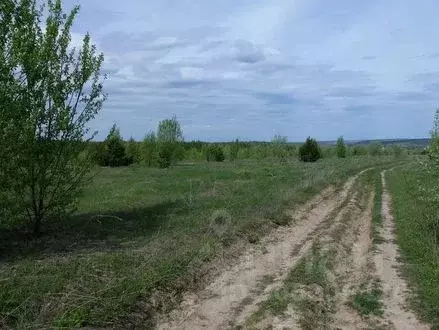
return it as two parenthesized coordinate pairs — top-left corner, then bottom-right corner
(66, 0), (439, 141)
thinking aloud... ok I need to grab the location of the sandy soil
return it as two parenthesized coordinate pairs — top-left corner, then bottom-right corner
(157, 169), (430, 330)
(158, 174), (362, 330)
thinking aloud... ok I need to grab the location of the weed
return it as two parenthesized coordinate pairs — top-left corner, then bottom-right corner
(350, 280), (384, 317)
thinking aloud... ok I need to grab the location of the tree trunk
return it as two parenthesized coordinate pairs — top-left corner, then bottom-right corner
(34, 214), (42, 237)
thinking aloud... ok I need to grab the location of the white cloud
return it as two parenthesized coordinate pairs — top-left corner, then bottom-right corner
(66, 0), (439, 141)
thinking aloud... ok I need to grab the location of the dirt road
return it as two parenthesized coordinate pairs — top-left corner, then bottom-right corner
(157, 170), (429, 329)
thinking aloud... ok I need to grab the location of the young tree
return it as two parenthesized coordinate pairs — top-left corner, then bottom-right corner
(126, 137), (140, 164)
(299, 137), (322, 162)
(336, 136), (347, 158)
(0, 0), (106, 234)
(141, 131), (157, 167)
(157, 115), (183, 143)
(156, 115), (184, 167)
(104, 124), (129, 167)
(205, 144), (225, 162)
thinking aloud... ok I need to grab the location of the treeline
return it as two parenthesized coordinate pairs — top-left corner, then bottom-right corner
(88, 118), (411, 168)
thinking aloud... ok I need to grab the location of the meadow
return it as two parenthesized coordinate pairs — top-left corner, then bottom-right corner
(387, 161), (439, 328)
(0, 156), (398, 328)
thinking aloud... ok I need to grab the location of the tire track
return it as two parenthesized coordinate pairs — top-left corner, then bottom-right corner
(157, 173), (365, 330)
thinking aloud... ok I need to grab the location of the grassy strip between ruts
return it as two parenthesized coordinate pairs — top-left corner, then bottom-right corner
(348, 168), (385, 319)
(0, 157), (398, 328)
(387, 162), (439, 329)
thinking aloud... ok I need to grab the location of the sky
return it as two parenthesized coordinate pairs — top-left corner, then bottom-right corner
(65, 0), (439, 141)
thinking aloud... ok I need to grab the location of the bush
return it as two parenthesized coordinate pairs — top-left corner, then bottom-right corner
(89, 142), (107, 166)
(336, 136), (347, 158)
(369, 142), (384, 156)
(141, 132), (158, 167)
(229, 139), (240, 161)
(299, 137), (322, 162)
(352, 145), (368, 156)
(172, 143), (185, 162)
(103, 124), (130, 167)
(206, 145), (225, 162)
(271, 135), (289, 163)
(157, 142), (174, 168)
(126, 138), (140, 164)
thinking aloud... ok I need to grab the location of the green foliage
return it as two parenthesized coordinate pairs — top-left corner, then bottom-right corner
(229, 139), (240, 161)
(126, 137), (141, 164)
(428, 108), (439, 168)
(157, 142), (174, 168)
(157, 115), (183, 143)
(172, 143), (185, 162)
(0, 0), (105, 234)
(350, 281), (384, 316)
(205, 144), (225, 162)
(154, 116), (184, 167)
(388, 164), (439, 325)
(102, 124), (129, 167)
(390, 145), (404, 158)
(185, 147), (204, 161)
(369, 142), (384, 156)
(141, 131), (158, 167)
(351, 145), (368, 156)
(299, 137), (322, 162)
(336, 136), (347, 158)
(271, 135), (289, 163)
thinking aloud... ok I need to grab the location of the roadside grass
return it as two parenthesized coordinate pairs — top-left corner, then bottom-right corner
(387, 162), (439, 328)
(0, 157), (397, 328)
(372, 170), (385, 245)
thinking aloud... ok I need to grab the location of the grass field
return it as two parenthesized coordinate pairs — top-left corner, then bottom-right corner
(387, 161), (439, 328)
(0, 156), (397, 328)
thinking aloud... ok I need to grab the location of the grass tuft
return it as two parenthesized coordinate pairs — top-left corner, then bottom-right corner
(350, 280), (384, 317)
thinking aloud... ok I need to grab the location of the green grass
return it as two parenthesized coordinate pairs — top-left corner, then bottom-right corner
(350, 280), (384, 317)
(245, 243), (333, 328)
(372, 170), (385, 245)
(0, 157), (397, 328)
(387, 162), (439, 328)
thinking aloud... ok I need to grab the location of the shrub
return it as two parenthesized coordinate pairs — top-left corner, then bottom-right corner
(352, 145), (368, 156)
(336, 136), (347, 158)
(391, 145), (404, 158)
(369, 142), (384, 156)
(141, 131), (158, 167)
(157, 142), (174, 168)
(172, 143), (186, 162)
(103, 124), (129, 167)
(271, 135), (289, 163)
(206, 145), (225, 162)
(126, 138), (141, 164)
(299, 137), (322, 162)
(229, 139), (240, 161)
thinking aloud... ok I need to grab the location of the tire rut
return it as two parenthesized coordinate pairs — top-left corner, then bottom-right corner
(157, 172), (365, 330)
